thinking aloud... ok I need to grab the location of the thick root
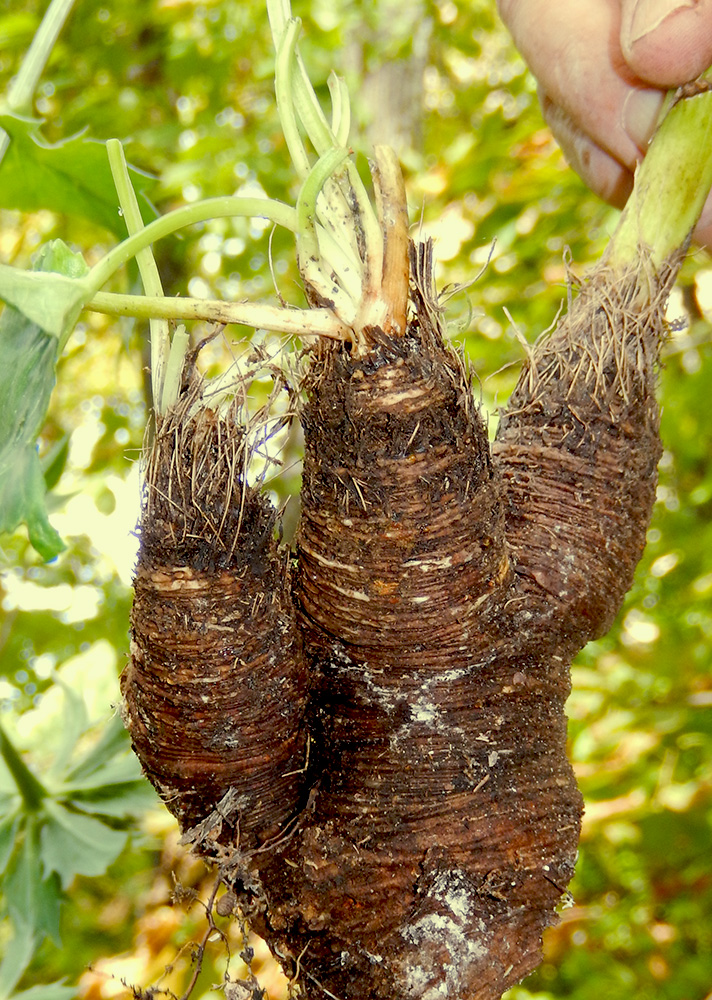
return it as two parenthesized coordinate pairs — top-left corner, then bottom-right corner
(122, 377), (309, 854)
(245, 251), (582, 999)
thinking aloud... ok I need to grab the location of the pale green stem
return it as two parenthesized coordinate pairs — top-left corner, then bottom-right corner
(88, 289), (350, 340)
(296, 148), (361, 322)
(266, 0), (382, 297)
(0, 723), (48, 811)
(267, 0), (333, 155)
(315, 221), (363, 301)
(106, 138), (172, 409)
(86, 196), (297, 293)
(0, 0), (76, 165)
(274, 17), (311, 180)
(292, 60), (336, 156)
(606, 74), (712, 274)
(296, 147), (350, 262)
(160, 325), (190, 412)
(329, 72), (351, 148)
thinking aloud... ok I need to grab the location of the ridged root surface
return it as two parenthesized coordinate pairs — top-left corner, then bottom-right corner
(241, 249), (675, 1000)
(123, 241), (678, 1000)
(122, 380), (309, 853)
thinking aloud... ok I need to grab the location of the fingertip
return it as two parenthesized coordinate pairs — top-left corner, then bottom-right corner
(621, 0), (712, 87)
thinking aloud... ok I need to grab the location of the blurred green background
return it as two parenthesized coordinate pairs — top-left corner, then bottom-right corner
(1, 1), (711, 998)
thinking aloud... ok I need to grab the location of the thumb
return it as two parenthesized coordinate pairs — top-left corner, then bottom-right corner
(620, 0), (712, 86)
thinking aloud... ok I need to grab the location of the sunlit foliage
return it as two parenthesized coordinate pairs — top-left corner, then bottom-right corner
(1, 1), (711, 998)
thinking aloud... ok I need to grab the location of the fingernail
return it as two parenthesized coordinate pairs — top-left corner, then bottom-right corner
(622, 87), (664, 153)
(622, 0), (694, 48)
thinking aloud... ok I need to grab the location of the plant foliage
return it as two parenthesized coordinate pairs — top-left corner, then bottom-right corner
(0, 1), (710, 998)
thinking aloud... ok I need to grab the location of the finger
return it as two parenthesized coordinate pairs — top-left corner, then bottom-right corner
(693, 193), (712, 248)
(620, 0), (712, 87)
(539, 91), (634, 207)
(497, 0), (663, 168)
(542, 92), (712, 249)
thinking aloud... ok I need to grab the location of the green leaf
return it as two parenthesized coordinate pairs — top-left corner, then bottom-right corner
(39, 800), (127, 890)
(0, 240), (88, 560)
(0, 811), (21, 875)
(40, 435), (69, 492)
(0, 12), (38, 50)
(42, 673), (89, 782)
(0, 112), (155, 237)
(0, 724), (48, 812)
(4, 813), (62, 945)
(61, 712), (132, 785)
(67, 780), (157, 820)
(0, 930), (36, 1000)
(0, 263), (90, 341)
(9, 983), (76, 1000)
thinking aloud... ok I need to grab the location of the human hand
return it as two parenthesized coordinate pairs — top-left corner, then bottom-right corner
(497, 0), (712, 248)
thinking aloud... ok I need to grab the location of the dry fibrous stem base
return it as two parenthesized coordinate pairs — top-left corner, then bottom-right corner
(122, 379), (309, 853)
(494, 254), (679, 649)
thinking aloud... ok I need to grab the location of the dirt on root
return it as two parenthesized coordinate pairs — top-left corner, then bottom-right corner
(122, 380), (309, 853)
(122, 242), (679, 1000)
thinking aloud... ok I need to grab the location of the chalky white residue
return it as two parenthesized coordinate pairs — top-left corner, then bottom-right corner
(332, 648), (406, 716)
(410, 695), (438, 725)
(400, 868), (489, 1000)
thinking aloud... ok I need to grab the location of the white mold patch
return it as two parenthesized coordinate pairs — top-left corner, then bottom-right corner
(400, 868), (489, 1000)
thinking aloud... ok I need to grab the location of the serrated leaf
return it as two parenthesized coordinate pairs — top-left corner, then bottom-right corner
(0, 112), (155, 237)
(66, 753), (145, 792)
(39, 800), (127, 889)
(0, 263), (90, 340)
(0, 724), (48, 813)
(43, 674), (89, 782)
(0, 240), (88, 560)
(4, 814), (62, 945)
(68, 780), (158, 819)
(62, 713), (132, 785)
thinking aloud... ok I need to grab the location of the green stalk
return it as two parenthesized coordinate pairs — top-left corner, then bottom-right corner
(107, 139), (172, 410)
(328, 72), (351, 148)
(0, 723), (48, 812)
(267, 0), (333, 156)
(86, 196), (297, 293)
(0, 0), (76, 166)
(88, 289), (350, 340)
(266, 0), (381, 281)
(606, 74), (712, 275)
(273, 17), (311, 181)
(160, 325), (190, 412)
(296, 147), (350, 260)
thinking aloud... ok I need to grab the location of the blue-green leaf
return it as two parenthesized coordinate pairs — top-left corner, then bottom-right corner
(0, 112), (155, 237)
(4, 814), (62, 945)
(39, 800), (127, 890)
(0, 811), (21, 875)
(9, 983), (76, 1000)
(0, 240), (89, 559)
